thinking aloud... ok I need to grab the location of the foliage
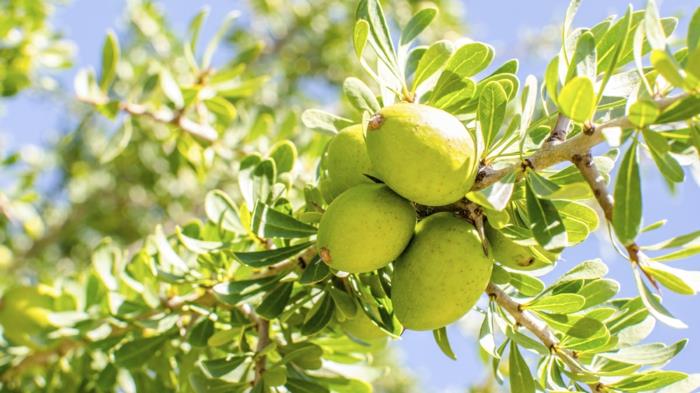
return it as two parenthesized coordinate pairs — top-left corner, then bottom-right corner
(1, 0), (700, 392)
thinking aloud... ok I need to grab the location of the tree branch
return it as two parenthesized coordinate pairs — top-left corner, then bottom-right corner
(544, 114), (571, 145)
(471, 93), (688, 192)
(486, 283), (602, 392)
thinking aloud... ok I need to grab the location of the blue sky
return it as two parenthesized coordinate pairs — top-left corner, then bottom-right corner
(1, 1), (699, 391)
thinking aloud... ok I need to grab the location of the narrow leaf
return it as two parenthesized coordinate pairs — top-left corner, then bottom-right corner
(400, 6), (438, 46)
(525, 180), (567, 251)
(433, 327), (457, 360)
(612, 139), (642, 246)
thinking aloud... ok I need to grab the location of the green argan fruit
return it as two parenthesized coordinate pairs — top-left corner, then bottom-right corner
(365, 103), (478, 206)
(485, 223), (556, 271)
(318, 124), (374, 203)
(317, 184), (416, 273)
(341, 308), (387, 342)
(0, 285), (54, 347)
(392, 212), (492, 330)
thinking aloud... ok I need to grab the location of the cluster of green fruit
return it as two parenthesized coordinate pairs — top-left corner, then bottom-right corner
(317, 103), (554, 338)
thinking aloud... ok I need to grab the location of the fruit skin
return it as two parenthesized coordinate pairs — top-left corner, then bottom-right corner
(392, 212), (492, 331)
(318, 124), (374, 203)
(341, 308), (387, 342)
(485, 223), (557, 271)
(317, 184), (416, 273)
(365, 103), (478, 206)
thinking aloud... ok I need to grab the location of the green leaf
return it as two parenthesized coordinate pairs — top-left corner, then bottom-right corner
(234, 242), (313, 268)
(651, 49), (686, 88)
(286, 378), (329, 393)
(327, 287), (357, 319)
(433, 327), (457, 360)
(299, 256), (331, 284)
(536, 313), (606, 339)
(212, 276), (280, 305)
(657, 95), (700, 123)
(100, 119), (133, 164)
(578, 279), (619, 309)
(519, 75), (538, 135)
(545, 56), (560, 101)
(356, 0), (398, 73)
(558, 76), (596, 122)
(204, 189), (245, 233)
(256, 282), (294, 319)
(659, 373), (700, 393)
(268, 140), (297, 174)
(556, 259), (608, 283)
(188, 318), (215, 347)
(643, 229), (700, 250)
(201, 356), (247, 378)
(642, 219), (667, 233)
(343, 77), (380, 114)
(187, 7), (209, 53)
(642, 129), (684, 183)
(644, 263), (700, 295)
(601, 339), (687, 366)
(302, 293), (335, 335)
(609, 371), (687, 392)
(634, 268), (687, 329)
(400, 6), (438, 46)
(509, 272), (545, 297)
(468, 171), (516, 211)
(479, 304), (499, 358)
(553, 200), (600, 246)
(526, 171), (561, 199)
(251, 203), (317, 239)
(478, 81), (508, 150)
(525, 294), (585, 313)
(99, 31), (119, 91)
(644, 0), (666, 50)
(301, 109), (354, 135)
(596, 7), (633, 74)
(509, 341), (535, 393)
(114, 335), (168, 368)
(412, 40), (453, 91)
(159, 68), (184, 108)
(202, 10), (239, 68)
(525, 180), (567, 251)
(204, 96), (237, 122)
(190, 370), (246, 393)
(353, 20), (369, 59)
(566, 31), (596, 82)
(690, 7), (700, 51)
(628, 100), (660, 128)
(612, 139), (642, 246)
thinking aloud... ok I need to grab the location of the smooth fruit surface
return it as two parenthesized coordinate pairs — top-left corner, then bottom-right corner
(318, 124), (374, 203)
(341, 308), (387, 342)
(485, 223), (556, 271)
(365, 103), (478, 206)
(317, 184), (416, 273)
(392, 212), (492, 330)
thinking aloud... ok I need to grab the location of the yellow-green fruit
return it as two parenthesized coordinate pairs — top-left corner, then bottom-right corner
(341, 309), (387, 342)
(392, 213), (492, 330)
(485, 224), (555, 271)
(366, 103), (478, 206)
(0, 285), (54, 346)
(318, 124), (374, 203)
(317, 184), (416, 273)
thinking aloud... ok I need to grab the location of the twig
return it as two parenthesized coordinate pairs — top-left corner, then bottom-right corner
(486, 283), (602, 392)
(78, 97), (217, 142)
(471, 93), (688, 191)
(254, 318), (270, 384)
(544, 114), (571, 145)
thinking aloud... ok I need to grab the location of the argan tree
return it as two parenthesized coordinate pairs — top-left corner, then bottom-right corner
(1, 0), (700, 392)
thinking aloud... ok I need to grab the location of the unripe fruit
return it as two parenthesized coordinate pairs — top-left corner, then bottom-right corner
(317, 184), (416, 273)
(392, 213), (492, 330)
(318, 124), (374, 203)
(341, 308), (387, 342)
(365, 103), (478, 206)
(485, 223), (556, 271)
